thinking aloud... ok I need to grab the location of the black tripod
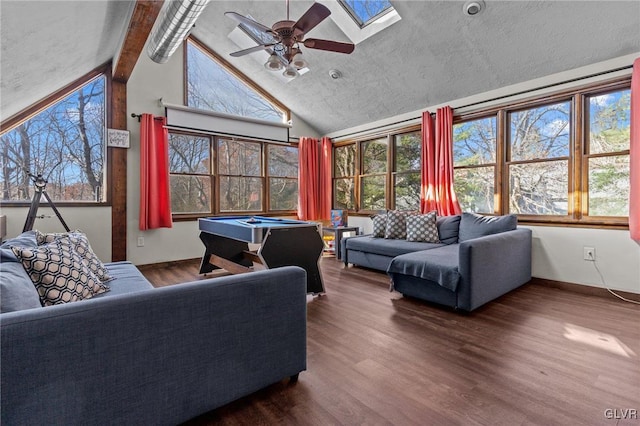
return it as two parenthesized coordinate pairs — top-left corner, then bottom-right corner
(22, 171), (70, 233)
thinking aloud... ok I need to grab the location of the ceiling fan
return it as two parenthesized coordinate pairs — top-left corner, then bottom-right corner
(225, 1), (355, 79)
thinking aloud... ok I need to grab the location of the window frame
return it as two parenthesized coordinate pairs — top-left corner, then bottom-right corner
(333, 125), (421, 214)
(452, 76), (631, 228)
(0, 63), (112, 207)
(184, 36), (290, 124)
(169, 130), (299, 221)
(452, 114), (499, 214)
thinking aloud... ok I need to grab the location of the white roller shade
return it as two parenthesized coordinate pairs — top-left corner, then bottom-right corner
(164, 103), (291, 142)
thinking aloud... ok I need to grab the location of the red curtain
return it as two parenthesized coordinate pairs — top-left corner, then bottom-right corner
(319, 137), (333, 220)
(419, 107), (462, 216)
(298, 137), (320, 220)
(420, 111), (437, 213)
(630, 58), (640, 241)
(139, 114), (172, 230)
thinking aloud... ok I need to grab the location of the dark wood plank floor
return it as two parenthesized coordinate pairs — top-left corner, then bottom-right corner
(140, 257), (640, 426)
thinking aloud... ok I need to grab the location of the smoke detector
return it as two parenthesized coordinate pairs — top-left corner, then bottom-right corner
(463, 0), (485, 16)
(329, 69), (342, 79)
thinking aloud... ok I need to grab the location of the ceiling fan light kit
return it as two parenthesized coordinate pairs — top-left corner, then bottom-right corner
(264, 53), (284, 71)
(226, 0), (355, 80)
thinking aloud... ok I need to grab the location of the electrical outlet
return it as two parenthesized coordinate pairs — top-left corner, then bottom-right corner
(583, 246), (595, 261)
(137, 236), (145, 247)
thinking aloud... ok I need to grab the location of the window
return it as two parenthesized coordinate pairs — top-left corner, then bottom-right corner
(453, 116), (497, 213)
(508, 101), (571, 216)
(186, 39), (287, 123)
(360, 138), (388, 211)
(168, 132), (298, 217)
(339, 0), (394, 28)
(0, 73), (107, 204)
(268, 145), (298, 211)
(393, 131), (421, 211)
(218, 139), (262, 212)
(585, 89), (630, 217)
(168, 133), (212, 214)
(450, 77), (630, 227)
(333, 127), (421, 213)
(333, 143), (356, 210)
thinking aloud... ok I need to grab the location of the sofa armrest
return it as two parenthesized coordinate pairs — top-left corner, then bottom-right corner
(457, 228), (532, 311)
(1, 266), (307, 425)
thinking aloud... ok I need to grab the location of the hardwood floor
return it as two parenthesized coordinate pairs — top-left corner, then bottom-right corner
(140, 258), (640, 426)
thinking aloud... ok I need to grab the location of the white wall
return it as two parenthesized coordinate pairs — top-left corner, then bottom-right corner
(0, 205), (112, 261)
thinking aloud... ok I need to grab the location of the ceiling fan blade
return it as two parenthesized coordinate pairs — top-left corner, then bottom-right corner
(304, 38), (355, 54)
(225, 12), (273, 35)
(293, 3), (331, 37)
(230, 44), (275, 57)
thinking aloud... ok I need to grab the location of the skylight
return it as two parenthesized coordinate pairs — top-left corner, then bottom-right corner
(338, 0), (394, 28)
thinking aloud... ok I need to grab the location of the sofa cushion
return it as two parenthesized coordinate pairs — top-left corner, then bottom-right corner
(372, 214), (387, 238)
(0, 230), (37, 263)
(36, 230), (112, 282)
(11, 237), (110, 306)
(458, 213), (517, 242)
(92, 261), (154, 298)
(0, 260), (42, 312)
(387, 244), (461, 291)
(437, 215), (461, 244)
(345, 235), (444, 258)
(406, 211), (440, 243)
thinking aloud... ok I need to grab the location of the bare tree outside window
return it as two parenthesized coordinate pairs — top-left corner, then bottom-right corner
(508, 102), (570, 215)
(453, 117), (496, 213)
(0, 76), (106, 203)
(268, 145), (298, 211)
(186, 41), (285, 123)
(587, 89), (630, 217)
(361, 138), (387, 211)
(218, 139), (262, 212)
(394, 131), (421, 211)
(333, 144), (356, 210)
(168, 134), (211, 213)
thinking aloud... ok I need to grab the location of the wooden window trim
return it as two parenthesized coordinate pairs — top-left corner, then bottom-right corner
(0, 63), (112, 207)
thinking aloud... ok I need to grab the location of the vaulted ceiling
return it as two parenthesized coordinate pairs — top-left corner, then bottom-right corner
(1, 1), (639, 135)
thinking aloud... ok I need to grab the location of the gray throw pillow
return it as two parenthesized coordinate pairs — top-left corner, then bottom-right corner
(372, 214), (387, 238)
(0, 260), (42, 313)
(406, 211), (440, 243)
(436, 215), (461, 244)
(458, 212), (517, 242)
(385, 210), (411, 239)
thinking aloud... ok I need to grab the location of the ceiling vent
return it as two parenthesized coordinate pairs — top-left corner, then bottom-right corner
(147, 0), (210, 64)
(463, 0), (485, 16)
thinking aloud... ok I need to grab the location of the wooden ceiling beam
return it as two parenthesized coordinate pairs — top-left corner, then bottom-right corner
(110, 0), (163, 261)
(113, 0), (164, 83)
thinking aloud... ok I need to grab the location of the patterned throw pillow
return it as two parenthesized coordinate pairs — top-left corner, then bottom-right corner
(372, 214), (387, 238)
(36, 230), (112, 282)
(406, 211), (440, 243)
(12, 237), (109, 306)
(385, 210), (413, 239)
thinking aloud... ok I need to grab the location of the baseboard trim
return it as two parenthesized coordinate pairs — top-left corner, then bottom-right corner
(531, 277), (640, 300)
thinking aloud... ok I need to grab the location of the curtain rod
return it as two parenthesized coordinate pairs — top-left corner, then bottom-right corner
(333, 64), (634, 140)
(130, 113), (164, 123)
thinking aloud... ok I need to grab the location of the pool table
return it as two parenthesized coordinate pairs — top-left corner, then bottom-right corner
(198, 216), (325, 294)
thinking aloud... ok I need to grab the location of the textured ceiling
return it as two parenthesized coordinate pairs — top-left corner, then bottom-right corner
(0, 0), (134, 121)
(1, 1), (639, 136)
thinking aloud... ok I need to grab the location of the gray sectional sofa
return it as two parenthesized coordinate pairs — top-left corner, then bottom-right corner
(1, 231), (307, 425)
(342, 213), (532, 311)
